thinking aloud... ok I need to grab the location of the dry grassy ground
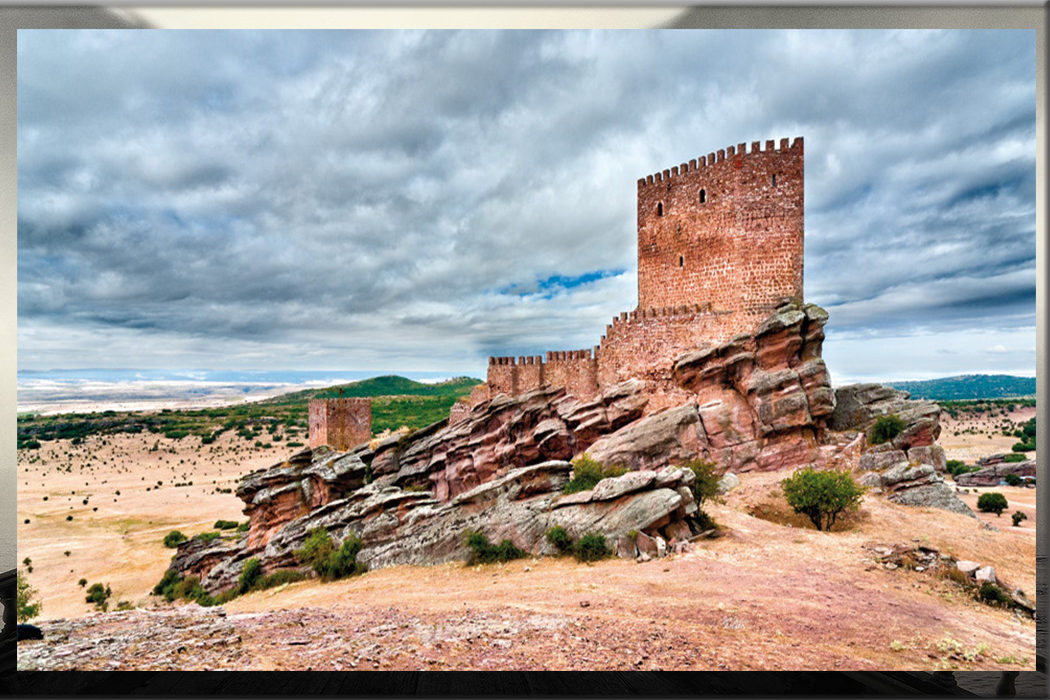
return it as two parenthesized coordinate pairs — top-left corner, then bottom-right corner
(16, 409), (1038, 671)
(16, 432), (268, 619)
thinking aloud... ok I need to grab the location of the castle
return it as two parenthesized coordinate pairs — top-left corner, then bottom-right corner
(457, 137), (804, 417)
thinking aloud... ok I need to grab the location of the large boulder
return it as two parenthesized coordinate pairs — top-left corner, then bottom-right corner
(585, 404), (705, 471)
(829, 383), (941, 449)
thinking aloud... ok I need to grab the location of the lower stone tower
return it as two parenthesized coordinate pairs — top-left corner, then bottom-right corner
(308, 397), (372, 450)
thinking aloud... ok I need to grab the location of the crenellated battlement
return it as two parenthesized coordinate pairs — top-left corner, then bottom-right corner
(473, 136), (804, 411)
(637, 137), (802, 189)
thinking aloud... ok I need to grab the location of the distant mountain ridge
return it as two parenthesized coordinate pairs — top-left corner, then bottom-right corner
(886, 374), (1036, 401)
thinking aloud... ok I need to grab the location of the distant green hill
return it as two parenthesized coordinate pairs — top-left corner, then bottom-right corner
(263, 375), (481, 405)
(887, 374), (1036, 401)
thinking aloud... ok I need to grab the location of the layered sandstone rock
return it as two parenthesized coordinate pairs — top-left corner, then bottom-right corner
(953, 459), (1036, 487)
(175, 459), (704, 594)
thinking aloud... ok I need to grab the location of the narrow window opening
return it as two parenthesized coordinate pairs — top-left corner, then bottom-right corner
(699, 188), (706, 204)
(771, 174), (777, 187)
(657, 202), (663, 217)
(679, 255), (684, 268)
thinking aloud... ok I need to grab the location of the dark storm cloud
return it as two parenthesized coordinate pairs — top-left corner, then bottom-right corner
(16, 29), (1036, 376)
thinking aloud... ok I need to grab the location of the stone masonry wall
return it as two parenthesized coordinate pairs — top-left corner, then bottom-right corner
(308, 398), (372, 451)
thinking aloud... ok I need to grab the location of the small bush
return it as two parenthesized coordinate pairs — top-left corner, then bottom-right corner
(464, 530), (526, 565)
(563, 455), (626, 494)
(153, 569), (182, 601)
(1003, 453), (1027, 463)
(545, 525), (574, 554)
(214, 520), (239, 530)
(573, 533), (612, 562)
(163, 530), (188, 548)
(237, 521), (250, 532)
(78, 578), (88, 587)
(297, 528), (366, 581)
(194, 531), (221, 543)
(681, 459), (724, 508)
(85, 582), (112, 611)
(1004, 473), (1022, 487)
(1011, 442), (1034, 453)
(869, 414), (905, 445)
(1011, 511), (1028, 527)
(238, 558), (263, 593)
(977, 492), (1008, 516)
(780, 467), (865, 532)
(16, 571), (41, 622)
(978, 582), (1011, 607)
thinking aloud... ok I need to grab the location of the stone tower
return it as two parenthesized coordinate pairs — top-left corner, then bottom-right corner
(308, 397), (372, 451)
(636, 137), (803, 317)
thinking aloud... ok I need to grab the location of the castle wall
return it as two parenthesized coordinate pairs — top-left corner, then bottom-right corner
(309, 398), (372, 451)
(636, 138), (803, 317)
(595, 306), (761, 386)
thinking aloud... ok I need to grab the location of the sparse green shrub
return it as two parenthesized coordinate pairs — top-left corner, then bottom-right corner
(78, 578), (87, 587)
(256, 569), (307, 590)
(163, 530), (188, 548)
(978, 582), (1011, 607)
(1004, 473), (1022, 487)
(1012, 511), (1028, 527)
(16, 571), (41, 622)
(286, 441), (305, 448)
(153, 569), (182, 601)
(545, 525), (574, 554)
(869, 414), (905, 445)
(237, 521), (250, 532)
(238, 558), (263, 594)
(297, 528), (366, 581)
(780, 467), (865, 532)
(681, 459), (724, 508)
(85, 582), (112, 611)
(214, 520), (239, 530)
(977, 492), (1008, 516)
(562, 455), (626, 494)
(573, 532), (612, 562)
(464, 530), (526, 565)
(1011, 442), (1034, 453)
(1003, 453), (1026, 463)
(193, 531), (221, 543)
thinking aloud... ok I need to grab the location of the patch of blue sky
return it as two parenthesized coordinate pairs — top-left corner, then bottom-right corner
(499, 268), (627, 299)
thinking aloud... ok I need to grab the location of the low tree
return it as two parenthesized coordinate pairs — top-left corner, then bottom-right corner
(85, 582), (112, 611)
(1004, 473), (1022, 487)
(17, 570), (41, 622)
(163, 530), (188, 548)
(1012, 511), (1028, 527)
(977, 492), (1008, 516)
(562, 455), (626, 494)
(780, 467), (865, 532)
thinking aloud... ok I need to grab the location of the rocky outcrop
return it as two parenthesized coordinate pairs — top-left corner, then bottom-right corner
(666, 301), (835, 472)
(828, 384), (940, 449)
(175, 456), (705, 594)
(361, 380), (649, 502)
(953, 459), (1036, 487)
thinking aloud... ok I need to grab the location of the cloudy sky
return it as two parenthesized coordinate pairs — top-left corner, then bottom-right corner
(17, 29), (1036, 383)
